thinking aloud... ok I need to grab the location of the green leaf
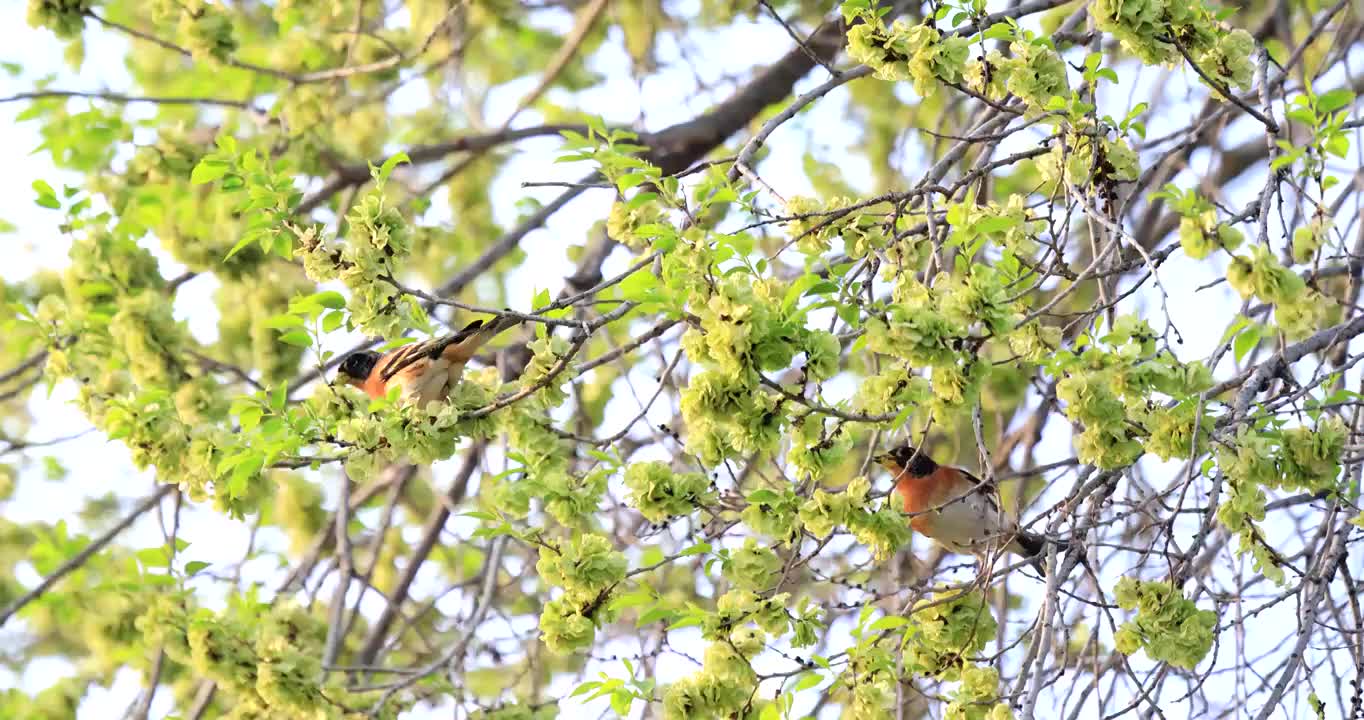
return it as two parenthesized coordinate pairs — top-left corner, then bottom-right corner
(747, 489), (781, 503)
(1316, 89), (1355, 114)
(668, 615), (704, 630)
(271, 384), (289, 411)
(310, 290), (347, 309)
(322, 310), (345, 333)
(136, 547), (170, 568)
(626, 191), (659, 210)
(610, 690), (633, 716)
(376, 151), (411, 182)
(611, 589), (655, 610)
(570, 681), (600, 698)
(679, 542), (711, 557)
(975, 215), (1019, 234)
(223, 233), (256, 261)
(619, 268), (660, 301)
(32, 179), (59, 209)
(982, 22), (1012, 41)
(190, 159), (230, 185)
(1285, 107), (1316, 125)
(184, 560), (211, 576)
(238, 405), (263, 431)
(1233, 324), (1261, 363)
(1324, 134), (1350, 158)
(279, 330), (312, 347)
(782, 274), (821, 310)
(1218, 316), (1249, 346)
(618, 173), (649, 191)
(869, 615), (909, 632)
(793, 672), (823, 692)
(532, 287), (552, 310)
(857, 602), (876, 630)
(263, 313), (305, 329)
(636, 606), (674, 627)
(804, 281), (839, 297)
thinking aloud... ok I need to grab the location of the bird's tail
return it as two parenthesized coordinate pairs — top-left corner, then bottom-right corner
(1009, 531), (1074, 575)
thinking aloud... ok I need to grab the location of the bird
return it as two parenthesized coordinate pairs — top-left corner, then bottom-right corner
(334, 315), (519, 408)
(874, 444), (1063, 575)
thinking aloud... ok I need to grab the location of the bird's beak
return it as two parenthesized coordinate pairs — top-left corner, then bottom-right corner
(873, 452), (891, 465)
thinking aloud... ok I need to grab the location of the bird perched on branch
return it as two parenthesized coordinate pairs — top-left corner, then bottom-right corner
(875, 444), (1064, 574)
(335, 315), (520, 408)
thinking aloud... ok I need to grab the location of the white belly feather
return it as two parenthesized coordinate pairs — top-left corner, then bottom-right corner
(923, 490), (1016, 554)
(398, 359), (469, 409)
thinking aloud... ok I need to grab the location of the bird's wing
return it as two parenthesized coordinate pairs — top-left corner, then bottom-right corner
(956, 467), (1003, 515)
(377, 320), (485, 383)
(374, 342), (434, 383)
(378, 315), (521, 383)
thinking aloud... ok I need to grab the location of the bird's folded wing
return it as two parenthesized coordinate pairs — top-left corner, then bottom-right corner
(956, 468), (1003, 514)
(378, 319), (487, 382)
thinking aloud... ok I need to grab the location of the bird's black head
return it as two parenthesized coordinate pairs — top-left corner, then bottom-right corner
(336, 351), (380, 385)
(875, 445), (938, 477)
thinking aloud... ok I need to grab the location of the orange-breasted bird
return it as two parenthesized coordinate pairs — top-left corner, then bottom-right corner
(335, 316), (519, 407)
(875, 444), (1063, 574)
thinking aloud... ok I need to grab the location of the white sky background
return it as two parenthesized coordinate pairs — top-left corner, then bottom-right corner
(1, 2), (1361, 718)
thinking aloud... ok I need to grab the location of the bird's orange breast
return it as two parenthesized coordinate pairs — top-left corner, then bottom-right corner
(360, 372), (389, 399)
(894, 467), (966, 534)
(360, 353), (427, 400)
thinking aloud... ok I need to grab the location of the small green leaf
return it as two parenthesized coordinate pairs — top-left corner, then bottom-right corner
(532, 288), (552, 310)
(869, 615), (909, 632)
(570, 681), (600, 698)
(376, 151), (411, 183)
(746, 489), (781, 503)
(626, 191), (659, 210)
(611, 589), (655, 610)
(224, 234), (256, 261)
(279, 330), (312, 347)
(610, 690), (633, 716)
(263, 313), (305, 329)
(190, 159), (230, 185)
(1316, 89), (1355, 114)
(679, 542), (711, 557)
(136, 547), (170, 568)
(321, 310), (344, 333)
(32, 180), (59, 209)
(793, 672), (823, 692)
(1234, 324), (1261, 363)
(636, 606), (673, 627)
(618, 173), (649, 190)
(619, 268), (660, 301)
(310, 290), (347, 309)
(238, 406), (263, 431)
(975, 216), (1020, 234)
